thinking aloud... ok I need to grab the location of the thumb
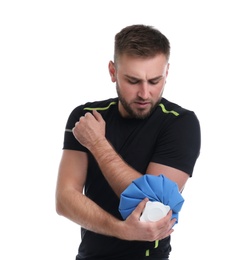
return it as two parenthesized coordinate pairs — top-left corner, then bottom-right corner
(132, 198), (149, 218)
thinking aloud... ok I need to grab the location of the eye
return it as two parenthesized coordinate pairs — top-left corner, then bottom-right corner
(149, 79), (160, 85)
(128, 79), (139, 85)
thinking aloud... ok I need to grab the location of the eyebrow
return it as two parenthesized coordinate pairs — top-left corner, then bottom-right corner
(124, 74), (164, 82)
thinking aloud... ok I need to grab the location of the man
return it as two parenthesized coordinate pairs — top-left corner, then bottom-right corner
(56, 24), (201, 259)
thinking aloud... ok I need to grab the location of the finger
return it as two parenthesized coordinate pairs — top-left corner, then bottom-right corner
(132, 198), (149, 218)
(166, 209), (173, 218)
(92, 110), (103, 122)
(72, 127), (77, 139)
(83, 113), (91, 118)
(72, 121), (79, 134)
(170, 217), (177, 227)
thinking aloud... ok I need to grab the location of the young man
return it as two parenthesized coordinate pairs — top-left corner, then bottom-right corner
(56, 24), (201, 259)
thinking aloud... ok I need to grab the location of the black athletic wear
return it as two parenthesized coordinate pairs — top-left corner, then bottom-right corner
(63, 97), (201, 259)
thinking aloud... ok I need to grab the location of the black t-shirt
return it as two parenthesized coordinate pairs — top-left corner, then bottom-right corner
(63, 97), (201, 259)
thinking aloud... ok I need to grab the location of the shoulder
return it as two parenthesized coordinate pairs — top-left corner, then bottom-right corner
(158, 98), (196, 117)
(157, 98), (200, 134)
(83, 98), (118, 111)
(70, 98), (118, 115)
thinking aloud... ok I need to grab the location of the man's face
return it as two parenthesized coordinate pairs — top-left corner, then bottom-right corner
(110, 54), (169, 119)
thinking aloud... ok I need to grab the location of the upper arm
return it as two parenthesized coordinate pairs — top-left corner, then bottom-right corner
(56, 149), (88, 194)
(146, 162), (189, 192)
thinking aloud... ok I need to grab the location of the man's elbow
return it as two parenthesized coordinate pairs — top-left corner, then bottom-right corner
(55, 191), (65, 216)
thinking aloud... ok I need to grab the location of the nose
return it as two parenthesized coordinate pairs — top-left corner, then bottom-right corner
(137, 82), (149, 100)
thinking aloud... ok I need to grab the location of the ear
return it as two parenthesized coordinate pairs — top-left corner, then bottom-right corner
(108, 61), (116, 82)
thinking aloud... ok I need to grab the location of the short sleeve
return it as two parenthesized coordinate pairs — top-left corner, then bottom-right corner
(63, 105), (88, 153)
(151, 111), (201, 176)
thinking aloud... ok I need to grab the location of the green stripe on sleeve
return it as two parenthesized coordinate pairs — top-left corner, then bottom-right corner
(84, 101), (117, 111)
(158, 103), (179, 116)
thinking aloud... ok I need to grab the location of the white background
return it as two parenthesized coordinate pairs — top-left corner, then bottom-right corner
(1, 0), (251, 259)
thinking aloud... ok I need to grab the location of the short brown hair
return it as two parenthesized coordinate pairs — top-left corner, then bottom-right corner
(114, 24), (170, 63)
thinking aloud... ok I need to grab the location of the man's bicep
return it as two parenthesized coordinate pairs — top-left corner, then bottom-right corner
(146, 162), (189, 192)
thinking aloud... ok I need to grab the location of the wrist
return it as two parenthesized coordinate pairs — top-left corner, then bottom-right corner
(86, 136), (108, 152)
(90, 138), (116, 162)
(115, 220), (129, 240)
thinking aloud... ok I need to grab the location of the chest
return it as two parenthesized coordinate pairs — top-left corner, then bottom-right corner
(104, 115), (162, 172)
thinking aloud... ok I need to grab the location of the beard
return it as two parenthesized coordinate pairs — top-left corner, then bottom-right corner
(116, 83), (161, 119)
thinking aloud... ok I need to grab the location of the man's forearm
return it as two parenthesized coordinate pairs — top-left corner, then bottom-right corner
(72, 112), (142, 196)
(89, 138), (141, 197)
(56, 187), (125, 237)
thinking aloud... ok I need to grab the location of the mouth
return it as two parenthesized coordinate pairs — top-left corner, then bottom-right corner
(134, 101), (151, 109)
